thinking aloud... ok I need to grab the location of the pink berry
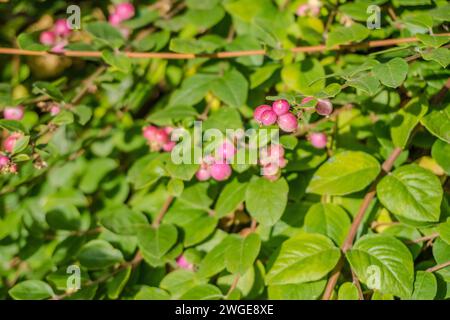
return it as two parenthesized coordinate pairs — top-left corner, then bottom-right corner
(3, 133), (21, 153)
(3, 106), (24, 120)
(39, 31), (56, 45)
(260, 144), (285, 165)
(309, 132), (327, 149)
(154, 129), (169, 144)
(260, 110), (278, 126)
(253, 105), (272, 124)
(216, 140), (236, 163)
(277, 113), (298, 132)
(143, 126), (158, 140)
(109, 13), (123, 26)
(9, 163), (18, 173)
(272, 99), (290, 116)
(210, 163), (232, 181)
(176, 255), (194, 271)
(162, 141), (176, 152)
(316, 99), (333, 116)
(278, 157), (287, 168)
(301, 96), (315, 105)
(196, 168), (211, 181)
(50, 41), (67, 53)
(0, 155), (9, 168)
(53, 19), (71, 37)
(115, 2), (135, 21)
(50, 105), (61, 116)
(262, 163), (279, 178)
(296, 4), (309, 16)
(164, 127), (173, 134)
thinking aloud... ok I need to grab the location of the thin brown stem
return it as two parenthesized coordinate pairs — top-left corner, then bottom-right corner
(1, 34), (449, 59)
(153, 196), (174, 227)
(351, 269), (364, 300)
(70, 65), (106, 105)
(408, 232), (439, 244)
(426, 261), (450, 273)
(226, 274), (240, 298)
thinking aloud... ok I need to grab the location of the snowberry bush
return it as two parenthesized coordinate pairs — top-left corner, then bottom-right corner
(0, 0), (450, 301)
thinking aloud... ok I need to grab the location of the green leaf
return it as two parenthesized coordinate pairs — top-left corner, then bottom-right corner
(100, 205), (148, 235)
(85, 22), (125, 48)
(102, 51), (132, 73)
(134, 286), (171, 300)
(307, 151), (381, 196)
(214, 179), (248, 217)
(346, 234), (414, 299)
(432, 139), (450, 175)
(137, 224), (178, 266)
(373, 58), (409, 88)
(107, 267), (131, 299)
(432, 238), (450, 281)
(78, 240), (124, 269)
(282, 59), (325, 95)
(11, 135), (29, 155)
(127, 154), (166, 189)
(266, 233), (341, 285)
(80, 158), (118, 194)
(304, 203), (351, 246)
(391, 98), (428, 148)
(73, 105), (93, 125)
(377, 164), (443, 223)
(180, 284), (223, 300)
(437, 219), (450, 246)
(245, 177), (288, 226)
(326, 23), (370, 48)
(9, 280), (54, 300)
(417, 34), (450, 48)
(160, 269), (206, 298)
(32, 81), (64, 101)
(268, 280), (326, 300)
(0, 119), (27, 133)
(410, 271), (437, 300)
(421, 104), (450, 143)
(51, 110), (74, 126)
(337, 282), (359, 300)
(421, 48), (450, 68)
(211, 69), (248, 107)
(17, 33), (48, 51)
(46, 205), (81, 231)
(225, 233), (261, 275)
(197, 237), (232, 278)
(169, 74), (216, 107)
(169, 38), (220, 54)
(165, 160), (199, 181)
(346, 73), (380, 96)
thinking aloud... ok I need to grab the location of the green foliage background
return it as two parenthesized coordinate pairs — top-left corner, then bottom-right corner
(0, 0), (450, 300)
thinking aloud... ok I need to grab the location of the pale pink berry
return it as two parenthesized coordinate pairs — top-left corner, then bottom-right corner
(296, 4), (309, 16)
(50, 41), (68, 53)
(143, 125), (158, 140)
(3, 106), (24, 120)
(109, 13), (123, 26)
(115, 2), (135, 21)
(3, 133), (21, 153)
(278, 157), (287, 168)
(162, 141), (176, 152)
(154, 129), (169, 144)
(216, 140), (236, 163)
(196, 168), (211, 181)
(277, 113), (298, 132)
(9, 163), (18, 173)
(0, 155), (9, 168)
(272, 99), (290, 116)
(50, 105), (61, 116)
(260, 110), (278, 126)
(301, 96), (315, 105)
(316, 99), (333, 116)
(39, 31), (56, 45)
(253, 105), (272, 124)
(164, 127), (173, 134)
(176, 255), (194, 271)
(309, 132), (327, 149)
(203, 154), (216, 165)
(262, 163), (279, 176)
(210, 163), (232, 181)
(53, 19), (71, 37)
(260, 144), (285, 166)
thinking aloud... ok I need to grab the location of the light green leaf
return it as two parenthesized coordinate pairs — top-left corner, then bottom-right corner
(9, 280), (54, 300)
(307, 151), (381, 196)
(327, 23), (370, 48)
(391, 98), (428, 148)
(180, 284), (223, 300)
(373, 58), (409, 88)
(100, 205), (148, 235)
(346, 234), (414, 299)
(421, 104), (450, 143)
(211, 69), (248, 107)
(134, 286), (171, 300)
(431, 139), (450, 175)
(377, 164), (443, 223)
(410, 271), (437, 300)
(225, 233), (261, 275)
(266, 233), (341, 285)
(338, 282), (359, 300)
(78, 240), (124, 269)
(214, 179), (248, 217)
(268, 280), (326, 300)
(421, 48), (450, 68)
(137, 224), (178, 266)
(245, 177), (288, 226)
(417, 34), (450, 48)
(85, 22), (125, 48)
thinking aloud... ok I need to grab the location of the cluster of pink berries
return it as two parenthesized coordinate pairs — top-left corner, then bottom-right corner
(3, 106), (24, 121)
(108, 2), (135, 37)
(196, 140), (236, 182)
(259, 144), (287, 181)
(296, 0), (322, 17)
(254, 99), (298, 133)
(1, 132), (22, 174)
(142, 125), (175, 152)
(39, 19), (72, 53)
(176, 255), (194, 271)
